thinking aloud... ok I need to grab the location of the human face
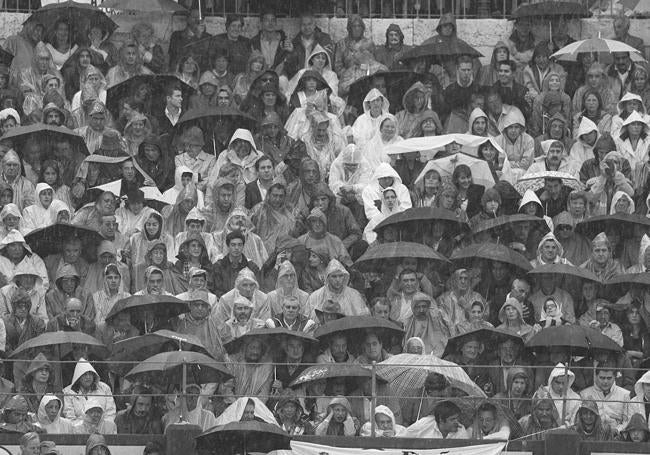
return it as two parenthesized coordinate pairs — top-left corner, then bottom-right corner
(44, 399), (60, 421)
(375, 412), (393, 430)
(511, 377), (526, 396)
(413, 300), (430, 320)
(369, 97), (384, 116)
(544, 179), (561, 198)
(261, 13), (276, 33)
(510, 280), (530, 302)
(456, 172), (471, 190)
(60, 275), (78, 294)
(550, 375), (567, 395)
(4, 161), (19, 179)
(189, 300), (210, 320)
(300, 16), (315, 37)
(285, 338), (304, 361)
(330, 336), (347, 362)
(595, 370), (615, 391)
(245, 339), (263, 362)
(541, 240), (558, 262)
(614, 53), (631, 73)
(505, 124), (522, 142)
(227, 20), (243, 39)
(282, 299), (300, 320)
(534, 401), (554, 426)
(133, 396), (152, 417)
(167, 90), (183, 109)
(458, 63), (473, 85)
(439, 414), (460, 434)
(13, 300), (28, 319)
(233, 301), (252, 322)
(313, 195), (330, 212)
(147, 272), (163, 293)
(34, 366), (50, 384)
(103, 271), (120, 292)
(479, 410), (496, 434)
(79, 371), (95, 389)
(380, 118), (396, 138)
(145, 217), (160, 237)
(499, 340), (518, 363)
(242, 403), (255, 421)
(498, 64), (513, 85)
(461, 340), (480, 360)
(472, 118), (487, 136)
(262, 91), (277, 107)
(331, 404), (348, 423)
(628, 122), (644, 137)
(217, 187), (233, 209)
(310, 53), (327, 70)
(593, 245), (610, 265)
(328, 271), (347, 292)
(535, 52), (549, 70)
(302, 163), (319, 184)
(400, 272), (418, 294)
(86, 407), (103, 424)
(634, 71), (648, 90)
(383, 190), (397, 210)
(228, 238), (244, 258)
(310, 219), (326, 235)
(38, 188), (53, 209)
(266, 188), (285, 210)
(630, 429), (648, 442)
(615, 195), (631, 213)
(547, 144), (563, 166)
(216, 89), (231, 106)
(469, 304), (484, 321)
(372, 303), (390, 319)
(21, 437), (39, 455)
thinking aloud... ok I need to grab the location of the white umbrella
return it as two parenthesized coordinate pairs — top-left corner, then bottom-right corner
(551, 37), (646, 62)
(414, 152), (495, 188)
(384, 133), (489, 157)
(515, 170), (585, 194)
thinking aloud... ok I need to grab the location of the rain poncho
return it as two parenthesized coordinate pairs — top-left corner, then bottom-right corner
(251, 186), (296, 254)
(45, 262), (94, 322)
(545, 363), (581, 426)
(0, 260), (48, 322)
(0, 203), (24, 239)
(496, 298), (534, 341)
(285, 44), (339, 101)
(302, 110), (346, 180)
(395, 82), (430, 138)
(214, 396), (279, 426)
(173, 207), (219, 262)
(115, 202), (155, 240)
(610, 190), (635, 214)
(0, 229), (48, 289)
(211, 129), (263, 185)
(402, 292), (450, 357)
(91, 263), (130, 326)
(361, 163), (412, 220)
(18, 43), (63, 116)
(21, 183), (58, 234)
(531, 232), (572, 268)
(127, 211), (176, 265)
(364, 186), (405, 245)
(229, 337), (274, 401)
(437, 269), (486, 326)
(105, 41), (153, 87)
(580, 232), (626, 281)
(72, 398), (117, 434)
(163, 182), (200, 239)
(213, 208), (268, 269)
(629, 370), (650, 419)
(329, 144), (373, 203)
(123, 112), (153, 157)
(610, 92), (650, 138)
(306, 259), (369, 318)
(62, 359), (116, 422)
(360, 405), (406, 437)
(36, 394), (74, 434)
(615, 110), (650, 169)
(266, 261), (310, 317)
(351, 89), (391, 148)
(494, 109), (534, 178)
(519, 390), (560, 440)
(569, 116), (601, 172)
(297, 208), (352, 267)
(213, 268), (270, 323)
(2, 150), (36, 211)
(362, 114), (403, 170)
(71, 65), (106, 111)
(132, 241), (184, 295)
(163, 385), (217, 431)
(314, 397), (358, 436)
(173, 297), (226, 360)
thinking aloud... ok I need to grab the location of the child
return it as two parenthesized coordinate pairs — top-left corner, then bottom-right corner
(469, 187), (501, 229)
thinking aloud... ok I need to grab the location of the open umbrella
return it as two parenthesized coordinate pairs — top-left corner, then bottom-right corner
(442, 328), (524, 359)
(575, 213), (650, 238)
(526, 325), (622, 354)
(223, 327), (318, 355)
(354, 242), (449, 272)
(515, 171), (584, 195)
(472, 214), (550, 238)
(26, 1), (117, 40)
(377, 353), (486, 400)
(606, 273), (650, 287)
(288, 363), (385, 388)
(527, 263), (601, 282)
(110, 330), (211, 375)
(24, 223), (103, 261)
(512, 1), (592, 17)
(373, 207), (470, 242)
(313, 316), (405, 341)
(196, 421), (290, 455)
(105, 295), (188, 332)
(9, 331), (108, 359)
(551, 37), (645, 63)
(2, 125), (89, 168)
(346, 70), (422, 114)
(399, 40), (483, 64)
(100, 0), (188, 13)
(125, 350), (232, 385)
(106, 75), (195, 119)
(422, 153), (495, 188)
(451, 243), (532, 273)
(385, 134), (493, 158)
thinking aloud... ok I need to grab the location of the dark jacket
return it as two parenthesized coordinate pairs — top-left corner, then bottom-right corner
(115, 407), (163, 434)
(250, 31), (290, 71)
(245, 181), (264, 210)
(4, 315), (45, 353)
(285, 28), (333, 78)
(493, 80), (531, 120)
(46, 314), (96, 335)
(212, 34), (251, 75)
(465, 184), (485, 219)
(211, 254), (261, 298)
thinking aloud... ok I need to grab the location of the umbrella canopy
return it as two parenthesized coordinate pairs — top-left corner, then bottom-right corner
(515, 171), (585, 195)
(618, 0), (650, 16)
(527, 263), (601, 283)
(385, 134), (490, 158)
(26, 1), (117, 41)
(373, 207), (470, 242)
(101, 0), (188, 12)
(400, 40), (483, 64)
(526, 325), (622, 354)
(106, 75), (195, 118)
(346, 70), (422, 114)
(606, 273), (650, 287)
(195, 421), (290, 455)
(472, 214), (550, 238)
(422, 153), (495, 188)
(289, 363), (385, 388)
(10, 331), (108, 359)
(104, 295), (188, 330)
(551, 38), (645, 62)
(24, 223), (104, 261)
(2, 125), (89, 170)
(442, 328), (524, 359)
(512, 1), (592, 17)
(575, 213), (650, 238)
(451, 243), (532, 273)
(109, 330), (211, 375)
(175, 106), (257, 134)
(354, 242), (449, 272)
(314, 316), (405, 341)
(223, 327), (318, 355)
(377, 353), (486, 399)
(125, 350), (232, 384)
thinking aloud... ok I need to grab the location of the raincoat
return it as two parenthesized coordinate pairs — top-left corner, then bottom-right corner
(314, 397), (358, 436)
(571, 63), (617, 116)
(163, 182), (200, 239)
(123, 113), (153, 157)
(285, 44), (339, 101)
(530, 232), (572, 268)
(437, 269), (486, 326)
(296, 208), (352, 267)
(212, 268), (270, 323)
(518, 391), (560, 440)
(127, 211), (176, 266)
(0, 229), (48, 289)
(569, 116), (601, 172)
(18, 43), (64, 116)
(351, 89), (391, 148)
(173, 208), (219, 262)
(0, 203), (24, 240)
(44, 262), (94, 321)
(36, 394), (73, 434)
(211, 129), (263, 185)
(329, 144), (373, 204)
(251, 187), (296, 254)
(21, 183), (58, 234)
(84, 240), (130, 295)
(496, 299), (534, 341)
(615, 111), (650, 169)
(301, 111), (346, 181)
(229, 339), (274, 401)
(62, 359), (116, 422)
(266, 261), (309, 317)
(610, 190), (635, 214)
(71, 65), (106, 111)
(494, 109), (534, 178)
(395, 82), (430, 139)
(360, 405), (406, 437)
(162, 165), (205, 210)
(364, 187), (405, 245)
(580, 374), (631, 431)
(71, 398), (117, 434)
(214, 396), (278, 425)
(402, 292), (450, 358)
(213, 208), (268, 269)
(0, 261), (47, 323)
(162, 385), (217, 431)
(610, 92), (650, 139)
(544, 363), (581, 426)
(105, 42), (153, 87)
(219, 295), (266, 343)
(361, 114), (403, 170)
(306, 259), (369, 319)
(173, 303), (226, 361)
(2, 150), (36, 211)
(572, 399), (615, 441)
(629, 370), (650, 419)
(494, 367), (533, 420)
(361, 163), (412, 220)
(132, 241), (184, 295)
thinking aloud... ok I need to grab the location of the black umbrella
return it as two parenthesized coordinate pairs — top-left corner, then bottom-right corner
(347, 70), (422, 114)
(442, 328), (524, 358)
(575, 214), (650, 239)
(223, 327), (318, 355)
(374, 207), (471, 242)
(526, 325), (622, 354)
(105, 295), (188, 333)
(606, 273), (650, 287)
(314, 316), (404, 340)
(512, 1), (592, 18)
(10, 331), (108, 359)
(125, 350), (232, 384)
(196, 421), (291, 455)
(400, 39), (483, 64)
(0, 47), (13, 67)
(26, 1), (117, 42)
(451, 243), (532, 273)
(106, 74), (195, 118)
(354, 241), (449, 272)
(473, 214), (550, 238)
(527, 264), (601, 282)
(24, 223), (103, 261)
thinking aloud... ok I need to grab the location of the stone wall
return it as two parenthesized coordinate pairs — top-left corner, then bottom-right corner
(0, 12), (647, 64)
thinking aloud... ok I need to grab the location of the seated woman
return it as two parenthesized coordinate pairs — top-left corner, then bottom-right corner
(496, 298), (534, 341)
(35, 394), (73, 434)
(621, 413), (650, 442)
(19, 353), (58, 414)
(133, 241), (184, 295)
(360, 405), (405, 437)
(275, 392), (313, 435)
(534, 297), (571, 331)
(469, 402), (510, 440)
(494, 367), (533, 420)
(72, 399), (117, 434)
(314, 397), (359, 436)
(62, 359), (116, 423)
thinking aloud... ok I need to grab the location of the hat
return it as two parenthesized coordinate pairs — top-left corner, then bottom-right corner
(88, 100), (106, 116)
(184, 126), (205, 147)
(577, 400), (599, 417)
(316, 299), (342, 315)
(261, 111), (282, 127)
(623, 413), (650, 434)
(233, 295), (254, 309)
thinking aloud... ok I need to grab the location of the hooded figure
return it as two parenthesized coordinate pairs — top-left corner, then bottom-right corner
(374, 23), (410, 69)
(133, 241), (184, 295)
(610, 92), (650, 138)
(163, 182), (200, 239)
(0, 229), (48, 289)
(213, 268), (270, 323)
(0, 261), (48, 323)
(364, 186), (405, 245)
(314, 396), (358, 436)
(495, 109), (535, 179)
(135, 135), (174, 191)
(266, 261), (310, 317)
(580, 232), (626, 281)
(403, 292), (450, 357)
(395, 82), (430, 139)
(544, 363), (581, 426)
(286, 45), (338, 104)
(579, 134), (629, 184)
(494, 367), (533, 420)
(72, 397), (117, 434)
(519, 389), (560, 439)
(569, 116), (601, 171)
(62, 359), (116, 422)
(214, 396), (278, 426)
(615, 110), (650, 169)
(251, 184), (296, 254)
(21, 183), (58, 234)
(306, 259), (368, 319)
(297, 208), (352, 267)
(162, 166), (205, 211)
(630, 371), (650, 421)
(105, 41), (153, 87)
(620, 413), (650, 442)
(333, 15), (375, 76)
(610, 190), (635, 214)
(36, 394), (73, 434)
(572, 63), (618, 116)
(531, 232), (572, 268)
(496, 298), (534, 341)
(553, 211), (591, 267)
(213, 207), (268, 269)
(572, 399), (615, 441)
(362, 163), (412, 220)
(85, 241), (131, 297)
(329, 143), (372, 204)
(2, 150), (36, 212)
(173, 207), (219, 262)
(437, 269), (486, 326)
(351, 88), (391, 148)
(127, 211), (176, 266)
(212, 129), (263, 185)
(18, 43), (64, 116)
(0, 202), (24, 239)
(360, 404), (406, 437)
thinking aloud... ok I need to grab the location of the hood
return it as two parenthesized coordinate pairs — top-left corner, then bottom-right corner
(402, 82), (427, 115)
(310, 182), (336, 212)
(490, 41), (510, 66)
(624, 413), (650, 434)
(145, 240), (169, 266)
(70, 358), (99, 387)
(295, 69), (331, 95)
(228, 128), (259, 153)
(371, 163), (403, 186)
(307, 207), (327, 226)
(0, 203), (20, 221)
(124, 112), (152, 137)
(13, 259), (42, 285)
(346, 15), (365, 36)
(635, 370), (650, 399)
(500, 108), (526, 132)
(173, 165), (198, 191)
(223, 207), (254, 233)
(506, 367), (532, 394)
(235, 268), (259, 293)
(610, 190), (635, 214)
(617, 92), (646, 115)
(85, 433), (109, 455)
(33, 183), (53, 210)
(325, 258), (350, 283)
(198, 70), (219, 87)
(518, 189), (543, 211)
(410, 291), (433, 311)
(215, 397), (279, 426)
(536, 232), (565, 261)
(177, 233), (208, 263)
(307, 44), (332, 70)
(574, 400), (600, 427)
(37, 394), (62, 425)
(436, 13), (457, 36)
(84, 396), (104, 414)
(363, 88), (390, 115)
(139, 211), (164, 240)
(277, 261), (297, 282)
(592, 134), (616, 162)
(547, 363), (575, 390)
(576, 116), (599, 144)
(185, 207), (206, 225)
(0, 229), (32, 254)
(468, 108), (488, 133)
(25, 352), (51, 378)
(374, 404), (397, 428)
(621, 110), (650, 133)
(498, 297), (523, 324)
(385, 23), (404, 46)
(554, 211), (574, 229)
(328, 396), (352, 414)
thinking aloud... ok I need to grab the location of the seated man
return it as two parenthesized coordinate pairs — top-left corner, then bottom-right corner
(115, 386), (162, 434)
(211, 231), (261, 298)
(571, 400), (615, 441)
(580, 365), (631, 432)
(306, 259), (368, 318)
(44, 237), (89, 290)
(314, 397), (360, 436)
(403, 293), (450, 357)
(317, 333), (355, 363)
(360, 405), (405, 437)
(354, 331), (392, 364)
(174, 293), (225, 360)
(213, 268), (269, 323)
(265, 296), (315, 332)
(399, 400), (468, 438)
(162, 384), (216, 431)
(297, 208), (352, 268)
(518, 390), (560, 439)
(134, 266), (174, 296)
(46, 297), (96, 334)
(580, 232), (625, 282)
(218, 295), (266, 344)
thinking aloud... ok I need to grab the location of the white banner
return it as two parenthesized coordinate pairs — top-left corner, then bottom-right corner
(290, 440), (506, 455)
